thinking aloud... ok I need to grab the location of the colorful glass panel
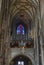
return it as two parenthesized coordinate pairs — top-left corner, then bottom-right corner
(17, 25), (24, 35)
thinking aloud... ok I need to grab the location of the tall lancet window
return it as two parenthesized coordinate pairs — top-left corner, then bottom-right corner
(17, 24), (25, 35)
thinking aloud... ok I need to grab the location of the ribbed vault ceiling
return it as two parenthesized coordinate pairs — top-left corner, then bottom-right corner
(10, 0), (39, 20)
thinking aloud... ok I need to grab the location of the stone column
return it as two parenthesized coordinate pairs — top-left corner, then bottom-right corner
(1, 0), (11, 65)
(34, 15), (39, 65)
(34, 4), (42, 65)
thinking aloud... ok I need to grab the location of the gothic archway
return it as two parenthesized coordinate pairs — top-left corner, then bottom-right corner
(10, 55), (33, 65)
(10, 13), (34, 48)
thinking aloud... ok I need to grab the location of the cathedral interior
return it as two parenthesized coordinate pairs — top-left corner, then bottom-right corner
(0, 0), (44, 65)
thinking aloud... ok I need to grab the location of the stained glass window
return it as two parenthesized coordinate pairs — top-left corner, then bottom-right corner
(17, 25), (25, 35)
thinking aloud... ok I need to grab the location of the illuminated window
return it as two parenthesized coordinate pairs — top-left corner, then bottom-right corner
(18, 61), (24, 65)
(17, 25), (25, 35)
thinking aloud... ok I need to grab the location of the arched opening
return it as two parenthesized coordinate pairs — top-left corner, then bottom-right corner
(10, 13), (34, 48)
(10, 55), (32, 65)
